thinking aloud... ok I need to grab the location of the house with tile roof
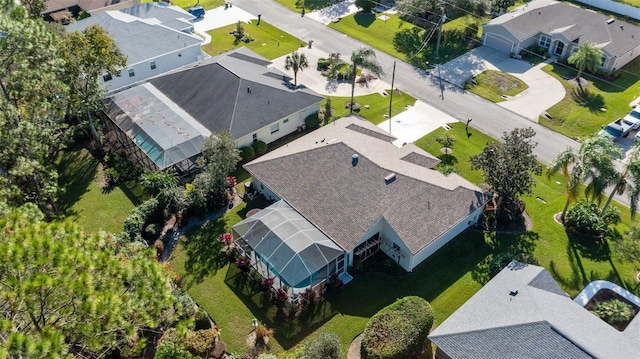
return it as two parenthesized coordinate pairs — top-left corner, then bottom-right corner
(429, 261), (640, 359)
(233, 116), (490, 298)
(482, 0), (640, 72)
(101, 47), (323, 173)
(66, 2), (202, 93)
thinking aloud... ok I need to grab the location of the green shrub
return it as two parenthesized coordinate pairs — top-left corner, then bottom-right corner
(155, 343), (197, 359)
(300, 332), (342, 359)
(592, 299), (634, 325)
(317, 58), (330, 71)
(361, 296), (434, 359)
(252, 140), (268, 156)
(565, 199), (621, 236)
(304, 113), (320, 129)
(239, 146), (255, 162)
(123, 198), (163, 242)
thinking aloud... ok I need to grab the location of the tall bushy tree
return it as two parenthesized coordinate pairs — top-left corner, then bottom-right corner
(348, 48), (384, 113)
(568, 42), (603, 87)
(355, 0), (376, 13)
(284, 51), (308, 86)
(614, 224), (640, 272)
(60, 24), (127, 148)
(0, 206), (177, 357)
(471, 128), (542, 211)
(193, 131), (240, 208)
(601, 143), (640, 218)
(0, 9), (68, 215)
(20, 0), (46, 18)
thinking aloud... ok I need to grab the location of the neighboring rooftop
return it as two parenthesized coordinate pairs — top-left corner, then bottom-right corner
(487, 0), (640, 58)
(429, 262), (640, 359)
(46, 0), (136, 13)
(245, 116), (489, 254)
(149, 47), (324, 140)
(118, 2), (195, 32)
(65, 9), (201, 65)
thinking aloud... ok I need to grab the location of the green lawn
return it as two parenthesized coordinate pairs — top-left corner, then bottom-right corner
(172, 122), (639, 357)
(273, 0), (330, 12)
(539, 57), (640, 140)
(56, 148), (143, 233)
(202, 21), (305, 60)
(146, 0), (225, 10)
(465, 70), (529, 103)
(325, 90), (417, 125)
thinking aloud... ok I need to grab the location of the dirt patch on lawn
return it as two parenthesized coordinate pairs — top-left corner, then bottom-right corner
(347, 333), (363, 359)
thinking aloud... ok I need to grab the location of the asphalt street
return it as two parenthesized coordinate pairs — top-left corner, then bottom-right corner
(232, 0), (633, 208)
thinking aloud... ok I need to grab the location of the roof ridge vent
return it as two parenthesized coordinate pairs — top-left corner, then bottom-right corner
(352, 154), (359, 166)
(384, 172), (396, 184)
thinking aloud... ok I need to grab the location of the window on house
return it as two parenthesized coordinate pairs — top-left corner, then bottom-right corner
(252, 133), (257, 142)
(539, 35), (551, 48)
(554, 41), (564, 56)
(150, 61), (156, 70)
(270, 123), (279, 134)
(601, 56), (607, 67)
(127, 68), (135, 77)
(102, 73), (113, 82)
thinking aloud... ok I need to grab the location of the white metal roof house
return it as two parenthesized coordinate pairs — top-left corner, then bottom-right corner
(65, 2), (203, 93)
(236, 116), (490, 297)
(429, 261), (640, 359)
(482, 0), (640, 72)
(101, 47), (323, 174)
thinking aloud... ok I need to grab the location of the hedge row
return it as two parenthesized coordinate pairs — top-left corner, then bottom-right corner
(361, 296), (434, 359)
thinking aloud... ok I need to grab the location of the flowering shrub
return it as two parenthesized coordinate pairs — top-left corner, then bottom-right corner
(261, 276), (275, 292)
(217, 232), (233, 246)
(273, 288), (289, 306)
(235, 257), (251, 272)
(226, 175), (237, 187)
(329, 273), (344, 290)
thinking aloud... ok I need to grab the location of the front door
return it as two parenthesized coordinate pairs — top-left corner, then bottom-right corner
(554, 41), (564, 56)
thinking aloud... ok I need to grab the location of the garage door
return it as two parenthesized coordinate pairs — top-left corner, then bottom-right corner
(484, 33), (514, 54)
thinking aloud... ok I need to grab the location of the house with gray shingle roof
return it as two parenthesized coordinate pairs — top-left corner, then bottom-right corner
(44, 0), (138, 23)
(482, 0), (640, 72)
(101, 47), (323, 173)
(429, 261), (640, 359)
(234, 116), (490, 298)
(65, 2), (202, 93)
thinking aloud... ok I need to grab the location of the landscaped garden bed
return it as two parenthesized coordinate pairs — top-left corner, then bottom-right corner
(584, 288), (640, 331)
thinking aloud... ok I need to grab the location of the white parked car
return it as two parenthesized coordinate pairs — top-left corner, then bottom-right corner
(598, 122), (624, 141)
(635, 131), (640, 142)
(622, 108), (640, 130)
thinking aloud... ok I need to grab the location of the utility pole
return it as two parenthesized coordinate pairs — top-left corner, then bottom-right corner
(434, 4), (446, 99)
(388, 61), (396, 135)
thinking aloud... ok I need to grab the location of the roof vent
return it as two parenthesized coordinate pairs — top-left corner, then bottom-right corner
(384, 172), (396, 184)
(607, 18), (615, 24)
(352, 154), (359, 166)
(509, 290), (519, 297)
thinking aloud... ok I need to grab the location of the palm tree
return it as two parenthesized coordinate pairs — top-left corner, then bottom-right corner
(567, 42), (603, 88)
(601, 143), (640, 218)
(284, 51), (308, 87)
(348, 47), (384, 114)
(547, 135), (621, 221)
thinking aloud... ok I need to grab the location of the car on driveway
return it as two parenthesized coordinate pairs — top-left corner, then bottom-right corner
(598, 121), (624, 141)
(635, 131), (640, 142)
(623, 108), (640, 130)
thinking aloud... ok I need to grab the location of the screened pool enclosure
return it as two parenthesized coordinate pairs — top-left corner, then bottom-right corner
(232, 201), (345, 298)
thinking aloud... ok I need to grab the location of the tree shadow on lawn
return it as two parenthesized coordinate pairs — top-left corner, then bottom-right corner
(570, 88), (605, 113)
(471, 231), (539, 285)
(354, 12), (375, 27)
(223, 264), (340, 350)
(56, 148), (99, 216)
(180, 217), (230, 286)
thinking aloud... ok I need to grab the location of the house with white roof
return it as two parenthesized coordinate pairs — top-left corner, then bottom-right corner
(65, 2), (203, 93)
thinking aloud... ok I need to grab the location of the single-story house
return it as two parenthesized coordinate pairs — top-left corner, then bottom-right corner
(482, 0), (640, 72)
(44, 0), (139, 23)
(66, 2), (203, 93)
(429, 261), (640, 359)
(101, 47), (323, 174)
(233, 116), (490, 298)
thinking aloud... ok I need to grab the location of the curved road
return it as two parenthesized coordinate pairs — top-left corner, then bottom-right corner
(233, 0), (632, 208)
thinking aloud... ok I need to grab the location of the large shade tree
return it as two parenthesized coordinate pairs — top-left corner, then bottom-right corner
(568, 42), (603, 88)
(284, 51), (308, 87)
(547, 135), (621, 221)
(0, 206), (178, 357)
(601, 143), (640, 217)
(471, 127), (542, 218)
(347, 47), (384, 114)
(0, 7), (68, 215)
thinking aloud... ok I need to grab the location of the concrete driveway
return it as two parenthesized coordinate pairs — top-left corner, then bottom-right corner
(438, 46), (566, 121)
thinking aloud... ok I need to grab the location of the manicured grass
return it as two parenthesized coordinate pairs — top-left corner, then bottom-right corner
(56, 148), (143, 233)
(325, 90), (417, 125)
(273, 0), (330, 12)
(202, 21), (305, 60)
(465, 70), (529, 103)
(155, 0), (224, 10)
(539, 58), (640, 140)
(329, 12), (416, 61)
(172, 124), (639, 356)
(616, 0), (640, 6)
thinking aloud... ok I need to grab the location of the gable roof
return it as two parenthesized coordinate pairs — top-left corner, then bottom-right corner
(118, 2), (195, 32)
(149, 47), (324, 139)
(65, 9), (201, 65)
(429, 262), (640, 359)
(485, 0), (640, 57)
(244, 117), (489, 254)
